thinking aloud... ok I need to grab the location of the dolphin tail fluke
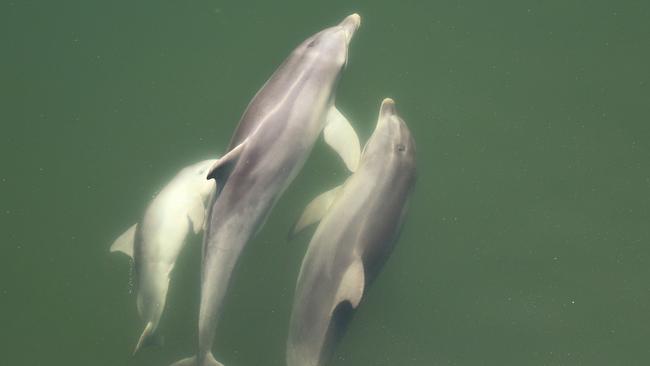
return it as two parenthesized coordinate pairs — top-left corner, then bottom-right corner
(170, 356), (196, 366)
(133, 321), (163, 355)
(204, 353), (223, 366)
(170, 353), (222, 366)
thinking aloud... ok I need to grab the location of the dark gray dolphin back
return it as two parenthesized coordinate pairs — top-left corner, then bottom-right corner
(224, 18), (356, 151)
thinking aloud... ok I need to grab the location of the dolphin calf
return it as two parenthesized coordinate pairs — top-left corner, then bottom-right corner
(287, 98), (417, 366)
(111, 159), (217, 354)
(170, 14), (362, 366)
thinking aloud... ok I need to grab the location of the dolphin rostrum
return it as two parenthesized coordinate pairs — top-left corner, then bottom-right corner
(170, 13), (362, 366)
(287, 98), (417, 366)
(111, 159), (217, 354)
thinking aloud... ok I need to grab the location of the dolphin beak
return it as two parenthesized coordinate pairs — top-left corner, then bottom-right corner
(380, 98), (396, 117)
(374, 98), (398, 133)
(340, 13), (361, 42)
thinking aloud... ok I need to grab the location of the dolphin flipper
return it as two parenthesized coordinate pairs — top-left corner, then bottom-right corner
(324, 107), (361, 172)
(333, 257), (365, 311)
(110, 224), (137, 258)
(290, 185), (342, 238)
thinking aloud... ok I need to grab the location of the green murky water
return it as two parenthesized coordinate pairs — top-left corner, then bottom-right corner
(2, 1), (650, 365)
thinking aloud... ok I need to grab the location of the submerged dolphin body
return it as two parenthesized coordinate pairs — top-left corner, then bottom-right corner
(111, 159), (217, 354)
(170, 14), (361, 366)
(287, 99), (417, 366)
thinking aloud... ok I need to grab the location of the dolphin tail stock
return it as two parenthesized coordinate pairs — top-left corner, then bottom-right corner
(170, 353), (223, 366)
(133, 321), (164, 355)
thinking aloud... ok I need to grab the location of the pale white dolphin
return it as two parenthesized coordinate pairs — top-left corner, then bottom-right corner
(287, 98), (417, 366)
(170, 13), (362, 366)
(111, 159), (217, 354)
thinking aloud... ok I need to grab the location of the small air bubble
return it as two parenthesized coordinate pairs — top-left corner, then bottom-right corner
(128, 259), (135, 294)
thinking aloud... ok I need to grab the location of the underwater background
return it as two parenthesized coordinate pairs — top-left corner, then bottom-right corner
(2, 1), (649, 365)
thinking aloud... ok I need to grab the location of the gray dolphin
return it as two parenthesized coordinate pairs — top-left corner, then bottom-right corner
(170, 14), (362, 366)
(110, 159), (217, 354)
(287, 98), (417, 366)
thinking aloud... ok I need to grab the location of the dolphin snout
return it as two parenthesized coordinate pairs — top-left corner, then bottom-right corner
(373, 98), (398, 135)
(380, 98), (396, 116)
(340, 13), (361, 39)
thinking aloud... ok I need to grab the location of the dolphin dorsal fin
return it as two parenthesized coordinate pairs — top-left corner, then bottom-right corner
(110, 224), (137, 258)
(332, 257), (365, 311)
(290, 185), (342, 238)
(206, 138), (248, 188)
(324, 107), (361, 172)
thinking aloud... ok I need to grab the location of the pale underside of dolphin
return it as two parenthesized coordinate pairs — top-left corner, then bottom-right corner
(110, 159), (217, 354)
(287, 98), (417, 366)
(169, 13), (362, 366)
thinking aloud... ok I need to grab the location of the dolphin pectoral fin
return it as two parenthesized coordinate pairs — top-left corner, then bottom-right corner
(333, 258), (365, 311)
(187, 200), (206, 234)
(110, 224), (137, 258)
(324, 107), (361, 172)
(290, 185), (342, 238)
(206, 138), (248, 185)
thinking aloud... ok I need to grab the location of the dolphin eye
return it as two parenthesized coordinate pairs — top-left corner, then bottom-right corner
(306, 39), (318, 48)
(397, 143), (406, 152)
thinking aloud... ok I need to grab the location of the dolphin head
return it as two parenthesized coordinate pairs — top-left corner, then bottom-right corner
(361, 98), (416, 170)
(293, 13), (361, 72)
